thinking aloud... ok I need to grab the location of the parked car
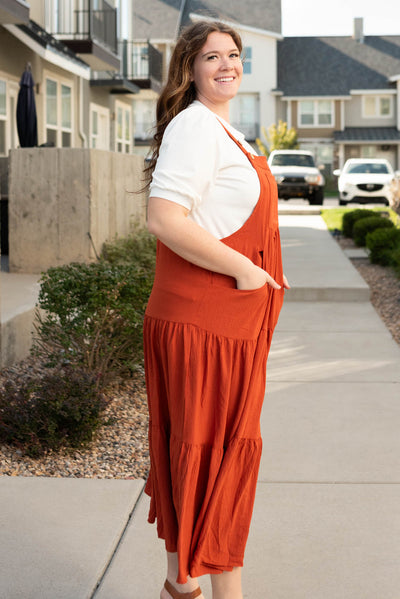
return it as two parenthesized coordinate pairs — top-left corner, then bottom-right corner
(267, 150), (325, 205)
(333, 159), (397, 206)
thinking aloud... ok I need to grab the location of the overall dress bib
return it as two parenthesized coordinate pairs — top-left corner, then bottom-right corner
(144, 123), (284, 583)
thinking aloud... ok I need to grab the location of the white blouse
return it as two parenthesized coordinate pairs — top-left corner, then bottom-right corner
(149, 100), (260, 240)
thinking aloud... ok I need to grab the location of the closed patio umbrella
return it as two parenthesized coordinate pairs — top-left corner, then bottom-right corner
(16, 63), (38, 147)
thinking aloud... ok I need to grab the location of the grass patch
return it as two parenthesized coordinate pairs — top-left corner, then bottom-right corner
(321, 207), (399, 232)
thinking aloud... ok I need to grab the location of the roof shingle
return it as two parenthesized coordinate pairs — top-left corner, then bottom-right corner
(278, 35), (400, 96)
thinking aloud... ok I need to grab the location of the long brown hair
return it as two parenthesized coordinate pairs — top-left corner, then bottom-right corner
(144, 20), (242, 186)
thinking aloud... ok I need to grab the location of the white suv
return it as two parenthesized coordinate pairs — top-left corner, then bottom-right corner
(333, 159), (396, 206)
(267, 149), (325, 205)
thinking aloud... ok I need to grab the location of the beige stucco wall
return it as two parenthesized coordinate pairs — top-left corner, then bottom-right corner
(8, 148), (147, 273)
(345, 94), (397, 127)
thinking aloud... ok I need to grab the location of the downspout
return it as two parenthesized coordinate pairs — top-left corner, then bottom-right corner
(79, 76), (87, 148)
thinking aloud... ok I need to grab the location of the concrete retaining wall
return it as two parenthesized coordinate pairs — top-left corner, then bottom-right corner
(8, 148), (147, 273)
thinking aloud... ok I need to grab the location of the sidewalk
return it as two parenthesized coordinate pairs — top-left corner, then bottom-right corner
(1, 214), (400, 599)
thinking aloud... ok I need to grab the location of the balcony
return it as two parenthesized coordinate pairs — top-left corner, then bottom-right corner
(52, 0), (119, 71)
(120, 41), (163, 93)
(0, 0), (29, 24)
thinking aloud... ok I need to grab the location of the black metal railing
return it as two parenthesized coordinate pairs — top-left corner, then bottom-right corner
(119, 40), (163, 87)
(51, 0), (117, 54)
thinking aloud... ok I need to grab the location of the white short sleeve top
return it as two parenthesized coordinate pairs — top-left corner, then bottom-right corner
(149, 100), (260, 240)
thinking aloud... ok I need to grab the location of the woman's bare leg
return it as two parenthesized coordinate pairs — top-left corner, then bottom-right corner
(161, 551), (205, 599)
(210, 568), (243, 599)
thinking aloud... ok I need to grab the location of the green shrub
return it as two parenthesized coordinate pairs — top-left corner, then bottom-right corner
(101, 226), (156, 272)
(33, 260), (154, 387)
(366, 227), (400, 266)
(352, 216), (394, 247)
(342, 209), (376, 238)
(0, 367), (106, 457)
(391, 246), (400, 275)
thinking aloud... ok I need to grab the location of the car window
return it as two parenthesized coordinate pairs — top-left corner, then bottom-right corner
(271, 154), (315, 167)
(346, 163), (389, 174)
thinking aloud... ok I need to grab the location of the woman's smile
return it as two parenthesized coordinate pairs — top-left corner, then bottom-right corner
(191, 31), (243, 118)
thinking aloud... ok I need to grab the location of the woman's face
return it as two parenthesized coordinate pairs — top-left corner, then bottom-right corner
(191, 31), (243, 112)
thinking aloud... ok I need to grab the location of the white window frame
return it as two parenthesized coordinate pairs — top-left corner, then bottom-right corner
(133, 98), (156, 141)
(298, 99), (335, 128)
(242, 46), (252, 75)
(362, 95), (393, 119)
(114, 101), (132, 153)
(45, 0), (74, 34)
(43, 70), (74, 147)
(90, 103), (110, 150)
(0, 74), (19, 156)
(0, 77), (7, 156)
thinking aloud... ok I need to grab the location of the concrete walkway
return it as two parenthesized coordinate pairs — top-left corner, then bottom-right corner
(1, 214), (400, 599)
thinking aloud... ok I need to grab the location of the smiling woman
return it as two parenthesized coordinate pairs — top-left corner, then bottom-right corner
(141, 20), (289, 599)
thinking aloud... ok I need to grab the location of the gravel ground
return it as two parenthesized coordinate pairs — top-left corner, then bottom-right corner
(0, 367), (150, 479)
(0, 238), (399, 479)
(338, 236), (400, 346)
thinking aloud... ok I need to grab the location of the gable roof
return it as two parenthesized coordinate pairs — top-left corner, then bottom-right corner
(132, 0), (182, 40)
(181, 0), (281, 34)
(277, 35), (400, 96)
(132, 0), (281, 40)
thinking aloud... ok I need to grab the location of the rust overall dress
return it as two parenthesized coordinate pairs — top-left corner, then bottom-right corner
(144, 123), (284, 583)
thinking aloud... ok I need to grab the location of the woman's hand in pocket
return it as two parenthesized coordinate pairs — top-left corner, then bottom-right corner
(236, 264), (281, 291)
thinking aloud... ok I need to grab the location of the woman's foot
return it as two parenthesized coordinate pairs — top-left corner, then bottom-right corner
(161, 578), (203, 599)
(161, 551), (206, 599)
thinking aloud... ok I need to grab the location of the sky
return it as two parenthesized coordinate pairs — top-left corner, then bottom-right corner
(281, 0), (400, 37)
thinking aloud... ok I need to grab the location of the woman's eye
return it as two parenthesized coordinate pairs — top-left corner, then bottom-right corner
(207, 55), (218, 60)
(230, 53), (240, 59)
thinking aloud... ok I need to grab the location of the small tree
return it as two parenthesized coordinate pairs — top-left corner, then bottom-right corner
(256, 120), (299, 157)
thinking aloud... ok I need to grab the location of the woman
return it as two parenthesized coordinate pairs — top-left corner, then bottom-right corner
(144, 20), (289, 599)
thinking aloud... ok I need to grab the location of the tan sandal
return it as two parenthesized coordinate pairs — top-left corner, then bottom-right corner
(164, 579), (202, 599)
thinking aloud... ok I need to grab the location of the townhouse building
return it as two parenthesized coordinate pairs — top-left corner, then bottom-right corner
(0, 0), (144, 157)
(2, 4), (400, 180)
(276, 18), (400, 180)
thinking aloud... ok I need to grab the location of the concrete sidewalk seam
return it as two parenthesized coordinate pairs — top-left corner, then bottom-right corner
(90, 481), (146, 599)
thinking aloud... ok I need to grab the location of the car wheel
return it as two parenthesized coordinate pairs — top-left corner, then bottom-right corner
(310, 189), (324, 205)
(339, 199), (347, 206)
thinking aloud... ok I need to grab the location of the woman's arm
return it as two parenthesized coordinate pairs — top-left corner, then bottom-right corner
(147, 197), (282, 290)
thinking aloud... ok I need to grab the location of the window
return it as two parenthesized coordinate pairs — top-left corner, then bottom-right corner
(134, 98), (156, 141)
(115, 102), (131, 153)
(230, 93), (259, 140)
(90, 104), (110, 150)
(45, 76), (72, 146)
(299, 100), (334, 127)
(0, 79), (6, 155)
(362, 95), (393, 118)
(45, 0), (73, 34)
(0, 78), (18, 155)
(242, 47), (252, 75)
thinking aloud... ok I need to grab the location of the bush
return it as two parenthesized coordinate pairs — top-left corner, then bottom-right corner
(342, 209), (376, 238)
(33, 259), (154, 387)
(101, 226), (157, 272)
(352, 216), (394, 247)
(391, 246), (400, 274)
(0, 367), (106, 457)
(366, 227), (400, 265)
